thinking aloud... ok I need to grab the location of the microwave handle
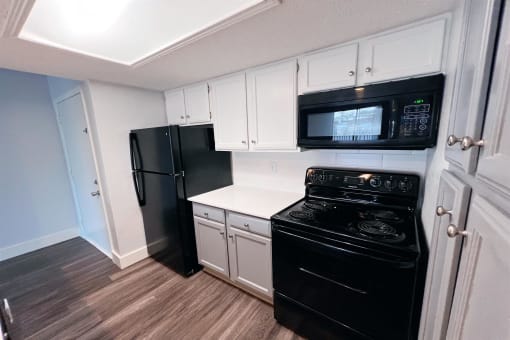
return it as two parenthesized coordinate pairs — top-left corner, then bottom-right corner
(389, 120), (396, 139)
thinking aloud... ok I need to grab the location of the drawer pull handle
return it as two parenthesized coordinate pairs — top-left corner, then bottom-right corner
(298, 267), (368, 295)
(243, 223), (249, 228)
(204, 212), (209, 216)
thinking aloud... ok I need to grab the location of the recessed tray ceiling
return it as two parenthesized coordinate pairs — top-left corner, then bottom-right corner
(19, 0), (278, 66)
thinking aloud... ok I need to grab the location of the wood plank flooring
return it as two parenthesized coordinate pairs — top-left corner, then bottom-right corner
(0, 238), (302, 339)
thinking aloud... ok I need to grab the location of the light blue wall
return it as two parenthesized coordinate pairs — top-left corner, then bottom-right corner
(0, 69), (79, 260)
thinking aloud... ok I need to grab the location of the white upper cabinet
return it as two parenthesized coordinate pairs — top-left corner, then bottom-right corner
(476, 0), (510, 198)
(164, 88), (186, 125)
(358, 18), (446, 85)
(209, 73), (249, 151)
(184, 82), (211, 124)
(247, 59), (298, 151)
(298, 43), (358, 94)
(445, 0), (501, 174)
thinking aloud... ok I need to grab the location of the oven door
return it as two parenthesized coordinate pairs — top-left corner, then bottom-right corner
(272, 225), (418, 340)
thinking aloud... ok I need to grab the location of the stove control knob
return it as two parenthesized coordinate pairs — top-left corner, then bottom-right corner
(369, 177), (382, 188)
(384, 179), (397, 191)
(398, 179), (413, 192)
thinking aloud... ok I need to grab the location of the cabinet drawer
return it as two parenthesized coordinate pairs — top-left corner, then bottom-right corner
(193, 203), (225, 224)
(227, 211), (270, 237)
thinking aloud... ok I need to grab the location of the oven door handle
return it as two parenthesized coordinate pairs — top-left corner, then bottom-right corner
(298, 267), (368, 295)
(274, 228), (416, 268)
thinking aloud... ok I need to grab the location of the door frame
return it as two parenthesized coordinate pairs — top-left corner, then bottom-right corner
(52, 86), (114, 258)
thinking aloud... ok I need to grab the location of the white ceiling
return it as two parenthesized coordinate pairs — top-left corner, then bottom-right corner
(0, 0), (459, 91)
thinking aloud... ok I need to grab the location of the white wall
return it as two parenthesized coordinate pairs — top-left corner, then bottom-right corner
(0, 69), (79, 261)
(82, 81), (167, 268)
(232, 150), (429, 194)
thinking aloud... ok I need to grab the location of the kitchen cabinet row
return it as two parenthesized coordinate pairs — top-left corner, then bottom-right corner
(165, 15), (448, 152)
(192, 203), (273, 300)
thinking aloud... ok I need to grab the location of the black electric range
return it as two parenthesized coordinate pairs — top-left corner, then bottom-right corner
(271, 168), (428, 340)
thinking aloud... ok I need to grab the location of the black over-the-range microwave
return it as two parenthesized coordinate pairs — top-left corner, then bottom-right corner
(298, 74), (445, 149)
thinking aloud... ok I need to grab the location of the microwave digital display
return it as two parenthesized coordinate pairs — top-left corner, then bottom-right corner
(298, 74), (445, 150)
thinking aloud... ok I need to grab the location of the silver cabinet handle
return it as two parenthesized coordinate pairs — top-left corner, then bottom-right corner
(228, 234), (233, 239)
(460, 136), (484, 150)
(186, 115), (191, 119)
(365, 67), (372, 73)
(219, 231), (225, 238)
(241, 141), (247, 144)
(91, 191), (100, 197)
(180, 115), (185, 119)
(447, 134), (463, 146)
(447, 224), (468, 238)
(243, 223), (249, 228)
(3, 299), (13, 324)
(436, 206), (452, 217)
(203, 212), (209, 217)
(348, 70), (355, 76)
(251, 140), (256, 144)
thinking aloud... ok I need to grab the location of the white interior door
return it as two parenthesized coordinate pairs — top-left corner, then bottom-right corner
(57, 93), (111, 255)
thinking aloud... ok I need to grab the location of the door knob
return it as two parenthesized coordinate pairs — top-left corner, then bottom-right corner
(348, 70), (355, 76)
(436, 206), (452, 217)
(365, 67), (372, 73)
(447, 134), (462, 146)
(91, 190), (100, 197)
(447, 224), (468, 238)
(460, 136), (484, 150)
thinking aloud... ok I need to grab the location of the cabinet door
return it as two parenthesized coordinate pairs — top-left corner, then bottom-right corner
(358, 19), (446, 85)
(184, 82), (211, 124)
(298, 43), (358, 94)
(445, 0), (501, 173)
(164, 88), (186, 125)
(209, 73), (249, 151)
(194, 216), (229, 277)
(476, 1), (510, 197)
(227, 226), (272, 297)
(247, 59), (297, 150)
(446, 195), (510, 340)
(419, 170), (471, 340)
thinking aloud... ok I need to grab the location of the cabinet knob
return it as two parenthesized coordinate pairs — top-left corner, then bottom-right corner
(241, 140), (247, 144)
(228, 234), (233, 239)
(180, 115), (184, 119)
(243, 223), (249, 228)
(204, 212), (208, 217)
(447, 134), (462, 147)
(447, 224), (468, 238)
(436, 206), (452, 217)
(186, 115), (191, 119)
(91, 190), (100, 197)
(348, 70), (355, 76)
(460, 136), (484, 150)
(251, 140), (256, 144)
(365, 67), (372, 73)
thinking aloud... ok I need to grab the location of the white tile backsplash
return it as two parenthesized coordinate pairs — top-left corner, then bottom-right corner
(232, 150), (428, 193)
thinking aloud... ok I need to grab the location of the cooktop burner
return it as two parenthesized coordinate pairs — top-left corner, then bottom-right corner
(356, 220), (406, 243)
(289, 210), (315, 221)
(359, 210), (402, 222)
(303, 200), (335, 212)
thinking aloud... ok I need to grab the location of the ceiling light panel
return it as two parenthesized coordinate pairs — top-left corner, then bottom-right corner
(19, 0), (278, 65)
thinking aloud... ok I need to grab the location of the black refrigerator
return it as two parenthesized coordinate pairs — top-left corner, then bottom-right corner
(129, 124), (232, 276)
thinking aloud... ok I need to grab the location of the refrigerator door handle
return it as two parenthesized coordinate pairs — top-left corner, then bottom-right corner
(173, 171), (185, 178)
(129, 132), (142, 171)
(132, 171), (146, 206)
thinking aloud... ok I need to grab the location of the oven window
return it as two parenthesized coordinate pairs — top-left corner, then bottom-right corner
(307, 105), (383, 141)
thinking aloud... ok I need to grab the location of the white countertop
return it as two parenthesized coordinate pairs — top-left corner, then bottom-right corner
(188, 185), (304, 220)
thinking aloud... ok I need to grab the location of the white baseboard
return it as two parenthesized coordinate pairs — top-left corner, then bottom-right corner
(80, 234), (112, 259)
(111, 238), (168, 269)
(0, 227), (80, 261)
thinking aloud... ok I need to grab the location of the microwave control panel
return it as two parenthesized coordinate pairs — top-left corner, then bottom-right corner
(399, 96), (434, 138)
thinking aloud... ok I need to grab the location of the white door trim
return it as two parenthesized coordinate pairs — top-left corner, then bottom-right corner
(52, 86), (114, 259)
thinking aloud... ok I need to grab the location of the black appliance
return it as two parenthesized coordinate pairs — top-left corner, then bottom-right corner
(271, 167), (428, 340)
(298, 74), (445, 149)
(129, 125), (232, 276)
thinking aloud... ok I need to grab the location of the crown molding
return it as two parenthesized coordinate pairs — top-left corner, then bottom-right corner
(1, 0), (34, 38)
(131, 0), (282, 68)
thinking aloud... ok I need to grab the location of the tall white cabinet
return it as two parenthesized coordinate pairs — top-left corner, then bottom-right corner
(420, 1), (510, 339)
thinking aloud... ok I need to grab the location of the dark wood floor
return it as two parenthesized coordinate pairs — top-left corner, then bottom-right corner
(0, 238), (302, 339)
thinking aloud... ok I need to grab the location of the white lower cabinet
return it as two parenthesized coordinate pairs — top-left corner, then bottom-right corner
(193, 203), (273, 299)
(194, 216), (229, 278)
(227, 226), (272, 297)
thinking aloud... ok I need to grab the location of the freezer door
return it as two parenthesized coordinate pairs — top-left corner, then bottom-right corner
(178, 125), (232, 197)
(129, 126), (175, 173)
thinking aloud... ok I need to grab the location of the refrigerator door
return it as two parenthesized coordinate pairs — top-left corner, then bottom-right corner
(129, 126), (175, 173)
(178, 125), (233, 197)
(139, 171), (190, 274)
